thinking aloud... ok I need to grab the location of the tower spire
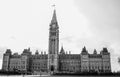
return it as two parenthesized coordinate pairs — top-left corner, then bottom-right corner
(51, 4), (57, 24)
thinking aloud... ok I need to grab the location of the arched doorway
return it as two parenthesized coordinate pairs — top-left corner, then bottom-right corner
(51, 65), (54, 71)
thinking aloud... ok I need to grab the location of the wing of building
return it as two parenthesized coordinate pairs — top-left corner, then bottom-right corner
(2, 9), (111, 74)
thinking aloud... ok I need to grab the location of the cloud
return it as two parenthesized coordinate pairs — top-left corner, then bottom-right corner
(73, 0), (120, 71)
(60, 35), (74, 43)
(0, 47), (7, 59)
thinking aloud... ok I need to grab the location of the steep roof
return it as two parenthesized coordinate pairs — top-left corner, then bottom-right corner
(51, 9), (57, 24)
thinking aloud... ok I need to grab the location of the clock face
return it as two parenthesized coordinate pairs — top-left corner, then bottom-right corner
(52, 24), (56, 28)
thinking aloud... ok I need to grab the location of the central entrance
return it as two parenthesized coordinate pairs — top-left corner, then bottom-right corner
(50, 65), (54, 71)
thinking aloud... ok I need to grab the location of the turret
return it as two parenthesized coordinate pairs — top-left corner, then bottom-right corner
(81, 46), (89, 72)
(100, 48), (109, 55)
(100, 48), (111, 72)
(60, 46), (65, 54)
(2, 49), (12, 71)
(35, 50), (39, 55)
(81, 46), (88, 55)
(21, 48), (31, 72)
(93, 49), (97, 54)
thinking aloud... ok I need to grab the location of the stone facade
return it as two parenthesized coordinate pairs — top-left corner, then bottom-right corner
(2, 47), (111, 73)
(2, 9), (111, 73)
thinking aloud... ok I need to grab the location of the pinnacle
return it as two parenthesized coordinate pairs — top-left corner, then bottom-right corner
(51, 9), (57, 24)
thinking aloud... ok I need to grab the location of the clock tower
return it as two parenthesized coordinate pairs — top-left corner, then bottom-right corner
(48, 9), (59, 73)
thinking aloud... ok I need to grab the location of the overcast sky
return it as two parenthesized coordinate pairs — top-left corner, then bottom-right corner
(0, 0), (120, 71)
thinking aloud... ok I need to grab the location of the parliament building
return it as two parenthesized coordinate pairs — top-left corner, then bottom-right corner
(2, 9), (111, 74)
